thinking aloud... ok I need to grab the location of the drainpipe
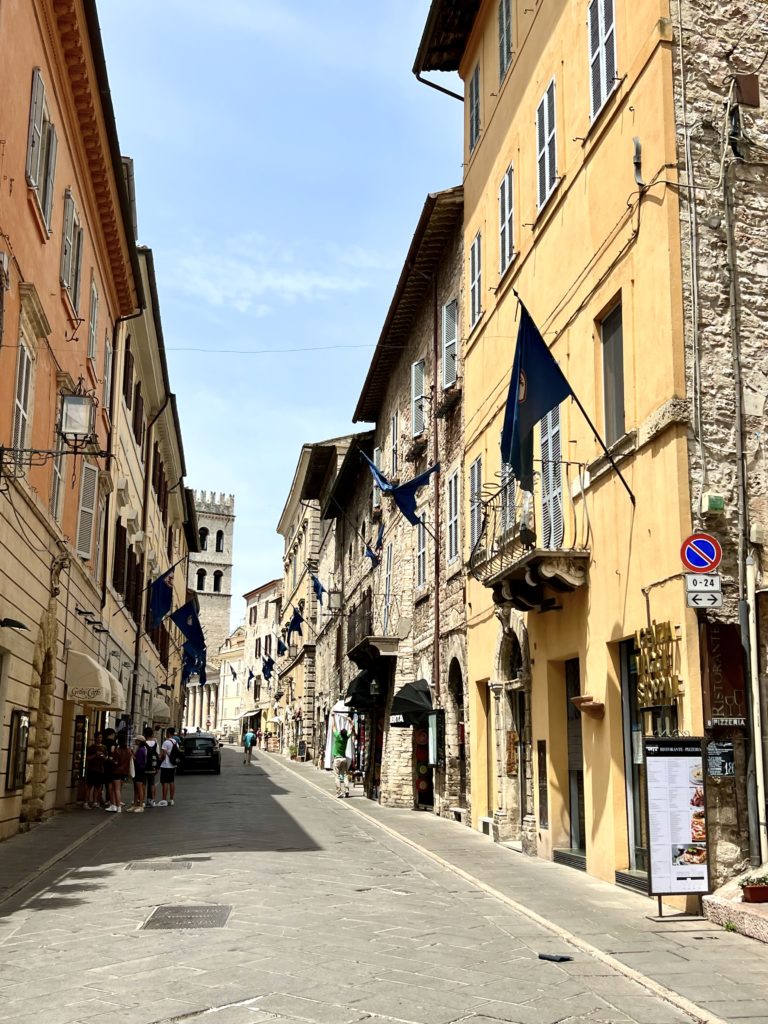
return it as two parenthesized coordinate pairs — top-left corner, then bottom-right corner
(746, 556), (768, 862)
(432, 276), (442, 707)
(724, 165), (762, 866)
(414, 72), (464, 103)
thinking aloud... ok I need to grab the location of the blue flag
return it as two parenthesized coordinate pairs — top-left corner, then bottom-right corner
(286, 606), (303, 643)
(500, 301), (573, 491)
(364, 544), (380, 569)
(230, 664), (237, 680)
(276, 637), (287, 657)
(361, 452), (439, 527)
(247, 668), (254, 691)
(311, 574), (326, 605)
(262, 655), (275, 681)
(171, 601), (206, 656)
(374, 522), (385, 553)
(148, 567), (174, 629)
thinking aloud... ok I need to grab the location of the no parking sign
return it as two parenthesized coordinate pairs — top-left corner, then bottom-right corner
(680, 533), (722, 573)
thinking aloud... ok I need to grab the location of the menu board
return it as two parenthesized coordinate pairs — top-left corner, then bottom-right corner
(707, 740), (735, 778)
(645, 738), (709, 895)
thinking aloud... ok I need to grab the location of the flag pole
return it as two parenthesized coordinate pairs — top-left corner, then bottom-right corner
(568, 391), (636, 507)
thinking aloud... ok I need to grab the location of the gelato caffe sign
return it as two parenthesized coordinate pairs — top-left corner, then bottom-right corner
(634, 621), (683, 710)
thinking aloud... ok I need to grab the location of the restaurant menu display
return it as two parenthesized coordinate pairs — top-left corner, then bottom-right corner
(645, 738), (710, 895)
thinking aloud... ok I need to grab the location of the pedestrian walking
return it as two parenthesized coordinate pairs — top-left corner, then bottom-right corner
(143, 726), (160, 807)
(256, 728), (263, 750)
(157, 726), (181, 806)
(102, 727), (119, 811)
(127, 736), (146, 812)
(84, 730), (106, 808)
(324, 701), (355, 798)
(243, 725), (256, 764)
(109, 733), (133, 812)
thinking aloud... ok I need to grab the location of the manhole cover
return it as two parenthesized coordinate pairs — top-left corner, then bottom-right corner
(126, 862), (193, 871)
(143, 905), (231, 930)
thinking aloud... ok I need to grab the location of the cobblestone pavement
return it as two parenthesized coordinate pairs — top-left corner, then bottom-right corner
(0, 748), (766, 1024)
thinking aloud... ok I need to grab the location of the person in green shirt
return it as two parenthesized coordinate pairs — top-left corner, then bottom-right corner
(332, 720), (353, 798)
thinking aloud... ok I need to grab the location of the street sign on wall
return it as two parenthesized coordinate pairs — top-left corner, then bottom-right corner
(685, 573), (721, 592)
(680, 533), (722, 573)
(686, 591), (723, 609)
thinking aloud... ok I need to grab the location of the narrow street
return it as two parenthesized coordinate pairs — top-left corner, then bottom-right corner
(1, 749), (766, 1024)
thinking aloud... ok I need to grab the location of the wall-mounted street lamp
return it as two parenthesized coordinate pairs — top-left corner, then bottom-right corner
(0, 376), (110, 481)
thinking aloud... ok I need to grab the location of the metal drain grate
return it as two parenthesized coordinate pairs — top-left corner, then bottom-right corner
(142, 904), (232, 930)
(126, 861), (193, 871)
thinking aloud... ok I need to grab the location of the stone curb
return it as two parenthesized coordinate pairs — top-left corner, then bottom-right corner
(262, 751), (730, 1024)
(0, 812), (115, 908)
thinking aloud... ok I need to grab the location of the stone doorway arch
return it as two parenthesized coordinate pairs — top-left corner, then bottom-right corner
(446, 657), (467, 808)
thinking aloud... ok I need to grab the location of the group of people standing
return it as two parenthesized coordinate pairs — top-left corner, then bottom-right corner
(85, 726), (182, 812)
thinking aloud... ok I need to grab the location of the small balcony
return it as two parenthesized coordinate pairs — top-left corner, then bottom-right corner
(346, 588), (400, 667)
(469, 460), (591, 611)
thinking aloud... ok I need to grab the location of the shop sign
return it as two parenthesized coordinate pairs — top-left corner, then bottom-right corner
(707, 740), (735, 778)
(645, 737), (710, 896)
(71, 714), (88, 787)
(634, 621), (682, 709)
(427, 710), (445, 769)
(701, 621), (747, 729)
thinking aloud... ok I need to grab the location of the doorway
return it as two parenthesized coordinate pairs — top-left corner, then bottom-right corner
(565, 658), (586, 854)
(448, 659), (467, 807)
(478, 680), (493, 818)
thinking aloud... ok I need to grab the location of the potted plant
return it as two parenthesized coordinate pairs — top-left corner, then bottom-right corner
(740, 873), (768, 903)
(289, 744), (298, 760)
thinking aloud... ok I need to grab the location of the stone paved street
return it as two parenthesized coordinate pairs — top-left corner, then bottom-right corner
(0, 748), (767, 1024)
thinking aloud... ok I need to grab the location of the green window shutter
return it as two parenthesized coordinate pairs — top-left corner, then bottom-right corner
(26, 69), (45, 187)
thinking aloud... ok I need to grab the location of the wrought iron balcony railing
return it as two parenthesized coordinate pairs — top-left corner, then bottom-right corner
(469, 460), (591, 602)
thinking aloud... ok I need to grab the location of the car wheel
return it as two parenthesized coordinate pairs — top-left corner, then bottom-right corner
(214, 764), (221, 774)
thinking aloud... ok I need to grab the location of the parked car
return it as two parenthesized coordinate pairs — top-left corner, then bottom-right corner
(178, 732), (221, 774)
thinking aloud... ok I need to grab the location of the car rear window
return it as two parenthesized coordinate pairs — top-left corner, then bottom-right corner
(185, 739), (214, 752)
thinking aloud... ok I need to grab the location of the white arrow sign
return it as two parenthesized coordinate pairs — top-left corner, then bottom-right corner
(686, 591), (723, 609)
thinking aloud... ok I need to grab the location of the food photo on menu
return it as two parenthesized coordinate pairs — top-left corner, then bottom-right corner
(690, 785), (704, 807)
(672, 843), (707, 865)
(690, 764), (703, 786)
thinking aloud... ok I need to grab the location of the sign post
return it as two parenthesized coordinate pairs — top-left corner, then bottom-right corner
(645, 737), (710, 913)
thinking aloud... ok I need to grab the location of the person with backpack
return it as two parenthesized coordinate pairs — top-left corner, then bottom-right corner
(143, 726), (160, 807)
(157, 726), (181, 806)
(243, 726), (256, 765)
(127, 736), (147, 812)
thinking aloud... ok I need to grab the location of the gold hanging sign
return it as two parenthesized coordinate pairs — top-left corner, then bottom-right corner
(634, 620), (683, 709)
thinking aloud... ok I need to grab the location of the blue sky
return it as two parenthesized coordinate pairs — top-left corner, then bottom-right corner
(98, 1), (462, 625)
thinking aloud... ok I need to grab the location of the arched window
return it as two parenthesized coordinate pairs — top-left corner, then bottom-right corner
(215, 530), (224, 552)
(196, 568), (207, 591)
(199, 527), (209, 551)
(213, 570), (223, 594)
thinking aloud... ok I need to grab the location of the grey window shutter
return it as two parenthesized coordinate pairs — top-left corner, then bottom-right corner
(72, 225), (84, 311)
(498, 0), (511, 81)
(26, 69), (45, 187)
(588, 0), (602, 118)
(42, 124), (57, 228)
(103, 338), (113, 410)
(411, 359), (425, 436)
(76, 462), (99, 558)
(546, 82), (557, 194)
(499, 176), (507, 273)
(540, 406), (563, 548)
(12, 343), (32, 453)
(536, 97), (547, 208)
(603, 0), (616, 92)
(60, 192), (74, 286)
(442, 300), (458, 388)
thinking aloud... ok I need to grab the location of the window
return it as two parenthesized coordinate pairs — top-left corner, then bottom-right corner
(469, 456), (483, 548)
(213, 570), (223, 593)
(416, 518), (427, 588)
(216, 529), (224, 552)
(51, 436), (64, 522)
(442, 299), (458, 389)
(112, 518), (127, 595)
(249, 606), (257, 625)
(60, 191), (84, 311)
(94, 499), (106, 581)
(499, 165), (514, 274)
(76, 462), (99, 559)
(391, 411), (398, 477)
(132, 381), (144, 446)
(6, 710), (30, 792)
(411, 360), (425, 437)
(199, 527), (209, 550)
(263, 601), (268, 618)
(196, 568), (207, 591)
(470, 233), (482, 327)
(103, 335), (113, 412)
(499, 0), (512, 81)
(122, 337), (134, 409)
(536, 80), (558, 210)
(255, 637), (262, 658)
(372, 446), (382, 508)
(25, 69), (57, 229)
(540, 405), (564, 548)
(383, 543), (393, 634)
(601, 302), (625, 445)
(447, 470), (460, 563)
(87, 280), (98, 361)
(265, 634), (272, 657)
(589, 0), (617, 120)
(469, 63), (481, 153)
(292, 555), (297, 589)
(12, 340), (33, 458)
(500, 442), (516, 537)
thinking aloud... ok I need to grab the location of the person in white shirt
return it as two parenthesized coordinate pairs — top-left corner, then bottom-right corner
(157, 726), (179, 806)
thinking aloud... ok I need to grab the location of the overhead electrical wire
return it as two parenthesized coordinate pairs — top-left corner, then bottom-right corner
(166, 343), (374, 354)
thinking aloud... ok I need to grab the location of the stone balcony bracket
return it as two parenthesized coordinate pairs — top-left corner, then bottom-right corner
(570, 694), (605, 720)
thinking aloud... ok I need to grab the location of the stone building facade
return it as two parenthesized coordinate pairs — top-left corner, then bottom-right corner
(241, 578), (283, 734)
(188, 491), (235, 667)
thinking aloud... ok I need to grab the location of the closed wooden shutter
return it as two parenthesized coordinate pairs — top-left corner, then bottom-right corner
(103, 339), (113, 411)
(122, 338), (133, 408)
(540, 406), (563, 548)
(113, 519), (127, 593)
(470, 456), (482, 548)
(42, 124), (57, 228)
(536, 81), (557, 208)
(498, 0), (512, 81)
(589, 0), (617, 119)
(469, 64), (480, 151)
(71, 222), (84, 311)
(411, 360), (425, 436)
(76, 463), (99, 558)
(60, 191), (75, 287)
(26, 69), (45, 187)
(88, 283), (98, 360)
(442, 300), (458, 388)
(12, 342), (33, 454)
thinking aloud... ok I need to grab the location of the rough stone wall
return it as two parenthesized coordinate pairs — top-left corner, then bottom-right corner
(671, 0), (768, 878)
(189, 491), (235, 669)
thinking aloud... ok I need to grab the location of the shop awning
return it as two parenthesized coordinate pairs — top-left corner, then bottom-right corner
(346, 668), (377, 710)
(66, 651), (116, 707)
(152, 696), (171, 723)
(390, 679), (432, 727)
(238, 708), (260, 720)
(108, 675), (126, 711)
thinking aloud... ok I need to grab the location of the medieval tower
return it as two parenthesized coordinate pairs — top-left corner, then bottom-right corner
(188, 491), (235, 674)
